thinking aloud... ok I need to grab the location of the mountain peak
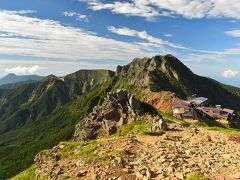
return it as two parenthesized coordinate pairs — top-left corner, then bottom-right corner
(116, 54), (191, 78)
(0, 73), (44, 86)
(5, 73), (17, 77)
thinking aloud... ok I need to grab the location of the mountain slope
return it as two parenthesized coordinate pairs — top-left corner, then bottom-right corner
(2, 55), (240, 179)
(0, 70), (115, 179)
(0, 73), (44, 86)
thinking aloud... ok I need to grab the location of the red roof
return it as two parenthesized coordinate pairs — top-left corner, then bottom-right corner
(172, 101), (190, 108)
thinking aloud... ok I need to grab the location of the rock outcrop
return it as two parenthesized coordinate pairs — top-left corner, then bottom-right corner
(74, 89), (144, 141)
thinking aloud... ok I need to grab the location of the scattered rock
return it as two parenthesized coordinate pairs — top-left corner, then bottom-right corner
(91, 174), (98, 180)
(76, 170), (87, 177)
(76, 157), (84, 167)
(146, 167), (152, 178)
(175, 172), (184, 179)
(74, 89), (148, 141)
(116, 157), (125, 168)
(151, 116), (168, 131)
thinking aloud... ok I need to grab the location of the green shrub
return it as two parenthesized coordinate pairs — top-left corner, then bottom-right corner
(186, 172), (209, 180)
(116, 121), (147, 136)
(143, 130), (165, 136)
(10, 165), (36, 180)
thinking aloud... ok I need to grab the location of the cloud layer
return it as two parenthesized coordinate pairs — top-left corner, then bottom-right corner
(222, 69), (239, 78)
(63, 11), (88, 22)
(5, 65), (40, 75)
(107, 26), (185, 49)
(0, 10), (172, 63)
(81, 0), (240, 19)
(225, 30), (240, 37)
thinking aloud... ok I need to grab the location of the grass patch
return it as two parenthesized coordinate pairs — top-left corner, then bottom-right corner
(73, 140), (99, 162)
(116, 120), (165, 137)
(58, 141), (80, 159)
(186, 172), (209, 180)
(72, 140), (128, 164)
(116, 121), (148, 136)
(143, 130), (165, 136)
(192, 121), (240, 135)
(85, 153), (110, 164)
(10, 165), (36, 180)
(76, 141), (98, 157)
(158, 111), (187, 124)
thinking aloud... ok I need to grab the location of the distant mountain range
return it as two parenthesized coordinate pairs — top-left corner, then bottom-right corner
(1, 55), (240, 179)
(0, 73), (44, 86)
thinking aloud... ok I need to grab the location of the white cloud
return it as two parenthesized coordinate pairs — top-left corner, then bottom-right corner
(5, 65), (41, 75)
(229, 20), (237, 23)
(63, 11), (88, 22)
(164, 34), (173, 37)
(0, 9), (173, 63)
(84, 0), (168, 19)
(225, 30), (240, 37)
(81, 0), (240, 19)
(222, 69), (239, 78)
(1, 10), (36, 15)
(107, 26), (185, 49)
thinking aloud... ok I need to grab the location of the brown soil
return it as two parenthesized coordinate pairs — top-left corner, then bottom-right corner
(142, 90), (178, 113)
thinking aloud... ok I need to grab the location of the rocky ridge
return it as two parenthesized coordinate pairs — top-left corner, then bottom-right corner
(74, 89), (162, 141)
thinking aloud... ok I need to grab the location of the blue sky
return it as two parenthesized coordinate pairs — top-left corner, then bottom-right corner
(0, 0), (240, 86)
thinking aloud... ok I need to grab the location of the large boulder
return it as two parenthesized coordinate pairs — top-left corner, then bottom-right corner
(74, 123), (100, 141)
(102, 109), (121, 121)
(102, 120), (118, 135)
(150, 116), (168, 131)
(129, 94), (142, 114)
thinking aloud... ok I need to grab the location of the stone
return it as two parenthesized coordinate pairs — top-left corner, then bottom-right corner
(116, 117), (125, 128)
(129, 95), (141, 112)
(185, 150), (191, 156)
(59, 144), (66, 149)
(76, 157), (84, 167)
(103, 109), (121, 121)
(116, 157), (125, 168)
(135, 171), (144, 179)
(74, 89), (148, 140)
(139, 168), (147, 175)
(151, 117), (168, 131)
(146, 167), (152, 178)
(159, 118), (168, 130)
(76, 171), (87, 177)
(175, 172), (184, 179)
(74, 123), (99, 141)
(117, 89), (127, 102)
(103, 120), (117, 135)
(91, 174), (98, 180)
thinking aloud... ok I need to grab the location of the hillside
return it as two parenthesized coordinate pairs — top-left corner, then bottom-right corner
(0, 70), (114, 179)
(2, 55), (240, 179)
(0, 73), (44, 86)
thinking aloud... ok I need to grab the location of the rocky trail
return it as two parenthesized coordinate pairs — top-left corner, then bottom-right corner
(35, 126), (240, 180)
